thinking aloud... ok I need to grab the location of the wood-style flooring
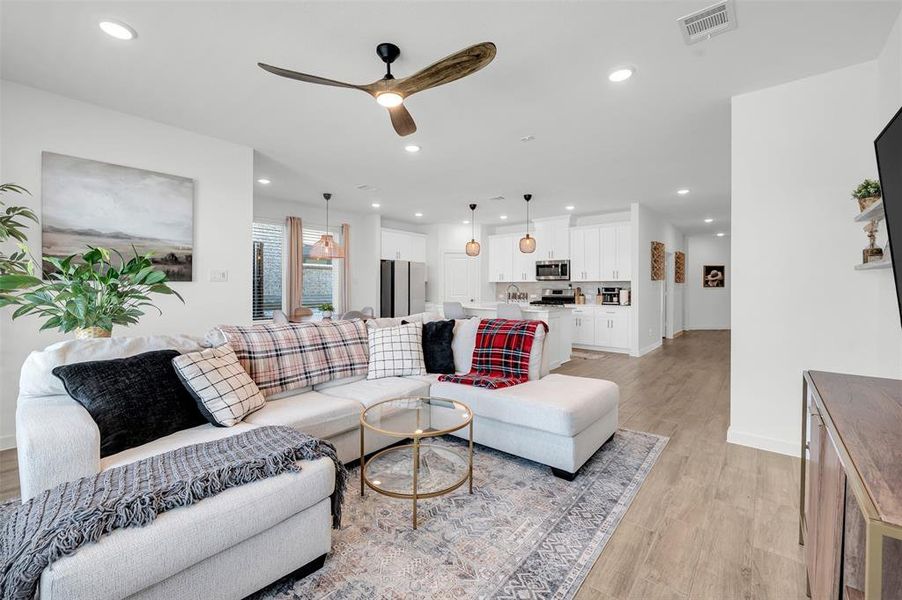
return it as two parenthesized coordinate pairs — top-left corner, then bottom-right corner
(0, 331), (806, 598)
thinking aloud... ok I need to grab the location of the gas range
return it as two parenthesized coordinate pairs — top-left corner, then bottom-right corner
(530, 288), (575, 306)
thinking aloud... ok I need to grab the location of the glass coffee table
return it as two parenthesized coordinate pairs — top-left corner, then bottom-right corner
(359, 396), (473, 529)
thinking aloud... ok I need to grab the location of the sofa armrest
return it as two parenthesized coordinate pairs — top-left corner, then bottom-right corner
(16, 395), (100, 501)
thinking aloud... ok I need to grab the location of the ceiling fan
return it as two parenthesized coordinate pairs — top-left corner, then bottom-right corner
(258, 41), (496, 137)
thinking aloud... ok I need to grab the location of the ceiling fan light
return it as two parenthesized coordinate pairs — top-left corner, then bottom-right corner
(465, 240), (481, 257)
(376, 92), (403, 108)
(519, 234), (536, 254)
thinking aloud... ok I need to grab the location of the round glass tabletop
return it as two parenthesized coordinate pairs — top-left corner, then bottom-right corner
(360, 396), (472, 438)
(364, 443), (469, 496)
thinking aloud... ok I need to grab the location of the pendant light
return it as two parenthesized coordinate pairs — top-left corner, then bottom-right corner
(310, 192), (345, 259)
(465, 203), (481, 257)
(519, 194), (536, 253)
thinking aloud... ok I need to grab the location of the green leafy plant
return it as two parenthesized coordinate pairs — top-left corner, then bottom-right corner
(317, 302), (334, 312)
(0, 183), (38, 277)
(852, 179), (881, 200)
(0, 247), (184, 334)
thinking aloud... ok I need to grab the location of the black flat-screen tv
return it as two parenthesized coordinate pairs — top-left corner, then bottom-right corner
(874, 105), (902, 325)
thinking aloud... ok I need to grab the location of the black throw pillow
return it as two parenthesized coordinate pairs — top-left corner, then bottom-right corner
(403, 319), (455, 374)
(52, 349), (206, 458)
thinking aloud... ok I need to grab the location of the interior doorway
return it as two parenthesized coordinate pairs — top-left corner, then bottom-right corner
(442, 251), (478, 304)
(662, 251), (674, 339)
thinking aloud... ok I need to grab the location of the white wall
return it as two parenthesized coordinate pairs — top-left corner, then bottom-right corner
(730, 57), (902, 457)
(253, 196), (381, 313)
(631, 203), (686, 356)
(0, 81), (254, 449)
(686, 234), (731, 330)
(424, 223), (490, 305)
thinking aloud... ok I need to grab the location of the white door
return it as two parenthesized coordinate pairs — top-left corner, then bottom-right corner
(599, 225), (617, 280)
(380, 230), (403, 260)
(514, 240), (536, 282)
(609, 312), (630, 348)
(443, 252), (476, 303)
(614, 223), (631, 280)
(488, 235), (513, 282)
(584, 227), (601, 280)
(572, 310), (595, 344)
(570, 228), (586, 281)
(594, 315), (612, 347)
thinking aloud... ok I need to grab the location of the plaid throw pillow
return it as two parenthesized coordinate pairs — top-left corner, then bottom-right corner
(213, 320), (369, 397)
(367, 322), (426, 380)
(172, 345), (265, 427)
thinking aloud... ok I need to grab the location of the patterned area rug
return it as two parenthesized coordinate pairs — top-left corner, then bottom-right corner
(255, 429), (667, 600)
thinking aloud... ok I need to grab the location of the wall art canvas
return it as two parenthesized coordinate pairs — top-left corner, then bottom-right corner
(703, 264), (725, 288)
(41, 152), (194, 281)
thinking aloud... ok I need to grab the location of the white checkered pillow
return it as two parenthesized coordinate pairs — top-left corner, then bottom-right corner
(367, 322), (426, 380)
(172, 345), (265, 426)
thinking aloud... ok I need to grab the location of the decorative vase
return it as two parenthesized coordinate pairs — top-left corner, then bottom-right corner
(321, 311), (332, 319)
(75, 327), (112, 339)
(857, 195), (881, 212)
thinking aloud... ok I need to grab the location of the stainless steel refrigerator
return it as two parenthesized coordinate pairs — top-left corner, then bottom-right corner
(380, 260), (426, 317)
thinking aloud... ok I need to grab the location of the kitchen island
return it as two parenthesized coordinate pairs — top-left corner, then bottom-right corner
(461, 303), (573, 369)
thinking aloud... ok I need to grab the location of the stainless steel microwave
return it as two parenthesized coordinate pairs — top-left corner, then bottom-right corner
(535, 259), (570, 281)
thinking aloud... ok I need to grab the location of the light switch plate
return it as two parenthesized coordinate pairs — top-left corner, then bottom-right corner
(210, 270), (228, 283)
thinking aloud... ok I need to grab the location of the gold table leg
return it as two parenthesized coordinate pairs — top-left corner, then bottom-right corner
(412, 436), (420, 530)
(469, 420), (474, 494)
(360, 420), (365, 497)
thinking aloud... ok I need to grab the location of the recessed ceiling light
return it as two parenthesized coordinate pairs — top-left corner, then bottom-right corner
(677, 188), (690, 195)
(371, 203), (381, 208)
(608, 67), (634, 83)
(415, 212), (423, 217)
(99, 20), (136, 40)
(704, 218), (714, 223)
(404, 144), (421, 153)
(256, 178), (271, 185)
(520, 135), (536, 143)
(716, 232), (726, 237)
(565, 205), (575, 211)
(500, 215), (508, 220)
(462, 220), (470, 224)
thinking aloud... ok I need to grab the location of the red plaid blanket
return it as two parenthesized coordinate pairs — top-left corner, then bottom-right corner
(438, 319), (548, 389)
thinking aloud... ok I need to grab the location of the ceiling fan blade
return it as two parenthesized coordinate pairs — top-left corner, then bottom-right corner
(257, 62), (363, 90)
(388, 104), (417, 137)
(392, 42), (496, 97)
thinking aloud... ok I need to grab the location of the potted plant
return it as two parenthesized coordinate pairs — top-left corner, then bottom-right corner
(852, 178), (882, 213)
(0, 183), (183, 338)
(317, 302), (334, 319)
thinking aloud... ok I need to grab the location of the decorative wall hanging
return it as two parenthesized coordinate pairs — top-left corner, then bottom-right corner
(650, 241), (665, 280)
(42, 152), (195, 281)
(703, 265), (726, 288)
(674, 251), (686, 283)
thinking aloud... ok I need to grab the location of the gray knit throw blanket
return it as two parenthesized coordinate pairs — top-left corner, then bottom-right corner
(0, 425), (347, 600)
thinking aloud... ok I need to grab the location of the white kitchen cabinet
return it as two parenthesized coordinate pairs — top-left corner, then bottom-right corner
(534, 218), (571, 260)
(571, 307), (596, 345)
(381, 229), (426, 262)
(568, 305), (631, 353)
(488, 234), (513, 282)
(599, 225), (617, 281)
(570, 227), (600, 282)
(612, 223), (632, 280)
(513, 241), (536, 282)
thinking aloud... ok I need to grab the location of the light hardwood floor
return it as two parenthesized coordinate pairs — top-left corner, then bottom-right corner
(0, 331), (806, 598)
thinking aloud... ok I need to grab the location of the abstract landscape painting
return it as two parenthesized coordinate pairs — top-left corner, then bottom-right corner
(41, 152), (194, 281)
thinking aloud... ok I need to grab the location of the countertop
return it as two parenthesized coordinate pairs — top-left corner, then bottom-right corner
(565, 303), (631, 309)
(461, 303), (573, 313)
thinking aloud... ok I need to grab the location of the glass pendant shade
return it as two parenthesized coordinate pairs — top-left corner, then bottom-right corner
(465, 203), (480, 256)
(312, 192), (344, 259)
(519, 233), (536, 253)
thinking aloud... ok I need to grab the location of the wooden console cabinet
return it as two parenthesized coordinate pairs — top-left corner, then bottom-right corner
(801, 371), (902, 600)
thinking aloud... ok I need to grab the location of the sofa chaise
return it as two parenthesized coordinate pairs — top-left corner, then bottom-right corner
(16, 314), (618, 599)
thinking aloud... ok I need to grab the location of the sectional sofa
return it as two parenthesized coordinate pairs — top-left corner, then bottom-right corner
(15, 314), (619, 599)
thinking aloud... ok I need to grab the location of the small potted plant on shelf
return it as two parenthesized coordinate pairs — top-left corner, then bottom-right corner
(0, 183), (183, 338)
(317, 303), (334, 319)
(852, 178), (882, 213)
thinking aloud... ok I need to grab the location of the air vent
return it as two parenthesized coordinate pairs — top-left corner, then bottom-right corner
(489, 195), (505, 201)
(677, 0), (737, 45)
(355, 184), (377, 192)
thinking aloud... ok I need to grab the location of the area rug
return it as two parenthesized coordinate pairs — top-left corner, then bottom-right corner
(254, 429), (667, 600)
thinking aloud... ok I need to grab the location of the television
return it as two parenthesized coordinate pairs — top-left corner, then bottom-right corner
(874, 104), (902, 324)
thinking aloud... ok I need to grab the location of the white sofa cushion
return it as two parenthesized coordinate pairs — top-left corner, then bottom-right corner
(19, 335), (206, 400)
(317, 377), (430, 408)
(244, 392), (362, 439)
(366, 322), (426, 379)
(44, 456), (334, 600)
(430, 374), (618, 437)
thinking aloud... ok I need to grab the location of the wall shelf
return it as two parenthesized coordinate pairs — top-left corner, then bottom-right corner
(854, 260), (892, 271)
(853, 199), (884, 222)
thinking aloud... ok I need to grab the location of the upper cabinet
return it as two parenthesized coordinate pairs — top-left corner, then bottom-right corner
(488, 233), (535, 282)
(570, 222), (631, 282)
(534, 218), (571, 260)
(381, 229), (426, 263)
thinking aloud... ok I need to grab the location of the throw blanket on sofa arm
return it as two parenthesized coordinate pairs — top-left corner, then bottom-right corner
(439, 319), (549, 390)
(0, 426), (347, 600)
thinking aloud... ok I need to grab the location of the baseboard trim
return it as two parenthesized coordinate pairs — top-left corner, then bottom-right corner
(671, 330), (685, 338)
(636, 341), (662, 357)
(726, 427), (799, 458)
(0, 434), (15, 451)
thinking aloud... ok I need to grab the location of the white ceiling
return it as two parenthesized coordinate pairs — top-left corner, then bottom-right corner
(2, 1), (900, 234)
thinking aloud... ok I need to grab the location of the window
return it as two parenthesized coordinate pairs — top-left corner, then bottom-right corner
(302, 225), (340, 310)
(252, 222), (283, 320)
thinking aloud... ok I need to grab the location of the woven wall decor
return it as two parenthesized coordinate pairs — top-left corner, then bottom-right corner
(674, 251), (686, 283)
(651, 241), (665, 281)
